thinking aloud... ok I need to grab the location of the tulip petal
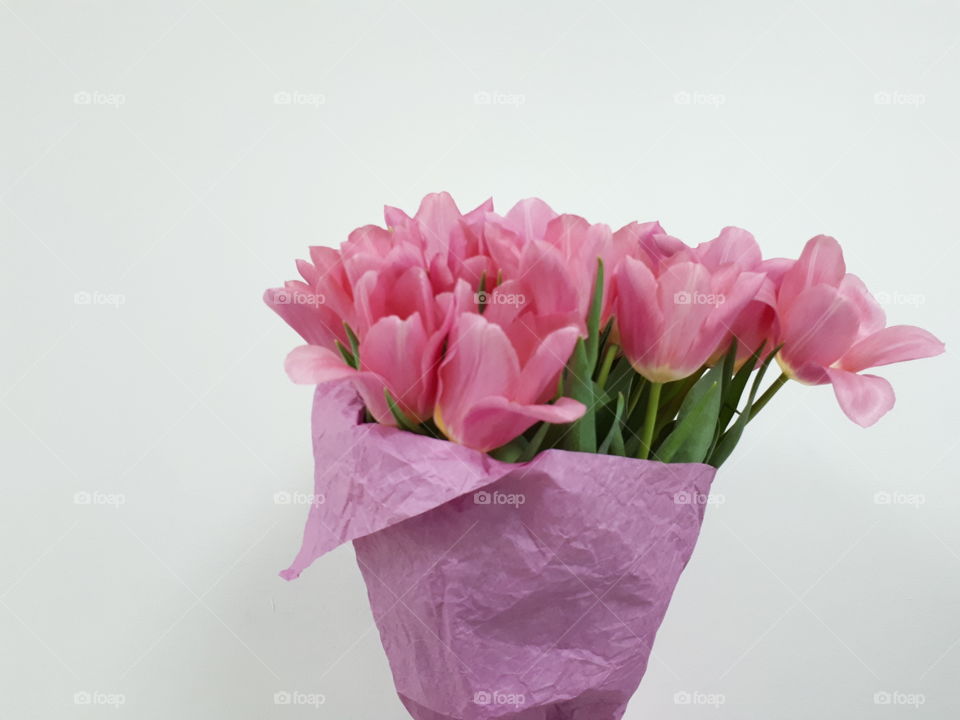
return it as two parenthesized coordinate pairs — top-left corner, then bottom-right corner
(838, 274), (886, 340)
(840, 325), (945, 372)
(458, 397), (586, 452)
(516, 326), (580, 404)
(825, 368), (895, 427)
(360, 314), (433, 421)
(615, 256), (663, 371)
(285, 345), (355, 384)
(503, 198), (557, 241)
(779, 235), (845, 310)
(780, 285), (860, 375)
(436, 314), (521, 435)
(697, 226), (761, 270)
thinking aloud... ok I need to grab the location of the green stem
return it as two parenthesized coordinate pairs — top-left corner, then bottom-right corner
(750, 373), (788, 419)
(596, 344), (618, 388)
(639, 382), (663, 460)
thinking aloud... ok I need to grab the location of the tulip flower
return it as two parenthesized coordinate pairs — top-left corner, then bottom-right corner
(775, 235), (945, 426)
(434, 312), (586, 452)
(264, 245), (355, 351)
(615, 256), (766, 383)
(285, 268), (472, 425)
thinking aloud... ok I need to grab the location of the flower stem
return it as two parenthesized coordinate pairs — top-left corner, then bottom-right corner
(639, 382), (662, 460)
(596, 344), (618, 388)
(750, 373), (789, 419)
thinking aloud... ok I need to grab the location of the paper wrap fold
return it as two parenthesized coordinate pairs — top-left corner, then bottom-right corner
(283, 381), (716, 720)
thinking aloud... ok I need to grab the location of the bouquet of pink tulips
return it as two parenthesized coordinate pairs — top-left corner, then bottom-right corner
(268, 193), (943, 720)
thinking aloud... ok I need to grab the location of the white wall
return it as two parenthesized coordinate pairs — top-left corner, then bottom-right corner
(1, 1), (957, 717)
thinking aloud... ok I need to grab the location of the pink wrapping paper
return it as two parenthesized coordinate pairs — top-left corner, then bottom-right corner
(283, 381), (716, 720)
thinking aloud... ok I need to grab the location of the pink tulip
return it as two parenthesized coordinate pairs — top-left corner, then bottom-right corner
(264, 246), (355, 351)
(688, 227), (790, 364)
(434, 312), (586, 452)
(776, 236), (944, 426)
(615, 255), (766, 383)
(285, 267), (472, 425)
(383, 192), (495, 294)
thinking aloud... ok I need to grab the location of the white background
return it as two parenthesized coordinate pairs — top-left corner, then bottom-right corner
(1, 1), (958, 718)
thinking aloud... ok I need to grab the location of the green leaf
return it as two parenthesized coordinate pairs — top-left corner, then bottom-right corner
(717, 342), (765, 432)
(335, 340), (357, 369)
(654, 363), (723, 463)
(708, 344), (781, 467)
(584, 259), (605, 370)
(563, 338), (596, 453)
(598, 392), (626, 455)
(490, 438), (525, 462)
(518, 421), (551, 462)
(384, 388), (422, 434)
(344, 322), (361, 362)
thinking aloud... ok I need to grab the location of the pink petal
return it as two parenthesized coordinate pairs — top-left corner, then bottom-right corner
(516, 326), (580, 404)
(780, 285), (860, 376)
(838, 274), (886, 341)
(503, 198), (558, 241)
(360, 314), (433, 421)
(614, 256), (663, 372)
(457, 397), (586, 452)
(696, 226), (761, 270)
(778, 235), (846, 311)
(264, 287), (341, 348)
(284, 345), (355, 384)
(825, 368), (895, 427)
(436, 314), (521, 433)
(840, 325), (945, 373)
